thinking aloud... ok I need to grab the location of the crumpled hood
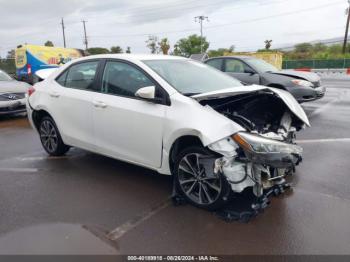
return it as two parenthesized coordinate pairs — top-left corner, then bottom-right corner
(0, 80), (31, 93)
(270, 70), (320, 82)
(192, 85), (310, 127)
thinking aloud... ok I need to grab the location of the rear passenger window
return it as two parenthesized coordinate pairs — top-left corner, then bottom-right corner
(56, 61), (99, 90)
(206, 59), (223, 70)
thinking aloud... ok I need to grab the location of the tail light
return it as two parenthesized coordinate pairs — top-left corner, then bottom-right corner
(28, 86), (35, 97)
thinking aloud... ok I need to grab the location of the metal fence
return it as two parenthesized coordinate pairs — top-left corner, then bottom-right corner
(283, 59), (350, 69)
(0, 59), (16, 76)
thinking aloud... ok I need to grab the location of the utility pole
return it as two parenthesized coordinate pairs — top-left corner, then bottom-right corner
(82, 20), (88, 50)
(60, 18), (66, 48)
(343, 0), (350, 54)
(194, 15), (209, 53)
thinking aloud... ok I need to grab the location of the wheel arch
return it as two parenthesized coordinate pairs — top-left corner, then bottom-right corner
(168, 135), (204, 174)
(32, 109), (54, 131)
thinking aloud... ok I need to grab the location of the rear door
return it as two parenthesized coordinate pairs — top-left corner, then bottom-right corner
(49, 60), (101, 151)
(224, 58), (260, 84)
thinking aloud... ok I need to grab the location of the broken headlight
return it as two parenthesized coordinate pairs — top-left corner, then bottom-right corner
(232, 132), (303, 168)
(291, 79), (314, 88)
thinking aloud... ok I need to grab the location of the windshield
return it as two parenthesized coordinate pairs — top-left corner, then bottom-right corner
(143, 59), (242, 95)
(246, 58), (278, 73)
(0, 70), (13, 81)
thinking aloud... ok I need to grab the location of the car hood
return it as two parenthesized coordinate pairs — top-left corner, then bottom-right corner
(191, 85), (310, 127)
(269, 70), (320, 82)
(0, 80), (31, 93)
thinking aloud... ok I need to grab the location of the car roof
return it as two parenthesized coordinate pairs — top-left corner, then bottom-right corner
(207, 56), (254, 60)
(74, 54), (187, 63)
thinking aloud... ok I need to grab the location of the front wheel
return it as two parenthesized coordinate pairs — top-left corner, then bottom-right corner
(39, 116), (70, 156)
(174, 146), (231, 211)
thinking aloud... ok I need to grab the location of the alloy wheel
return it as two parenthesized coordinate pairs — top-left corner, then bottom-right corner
(40, 120), (58, 153)
(178, 153), (222, 205)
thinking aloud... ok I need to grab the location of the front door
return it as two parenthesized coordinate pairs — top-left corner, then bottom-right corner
(92, 60), (166, 169)
(224, 58), (260, 85)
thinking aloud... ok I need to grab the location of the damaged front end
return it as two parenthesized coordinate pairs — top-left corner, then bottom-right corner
(195, 87), (308, 199)
(209, 133), (302, 199)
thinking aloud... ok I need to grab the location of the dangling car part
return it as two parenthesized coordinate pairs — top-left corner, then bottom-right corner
(173, 85), (309, 211)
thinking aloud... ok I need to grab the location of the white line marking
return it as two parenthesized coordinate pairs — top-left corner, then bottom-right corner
(107, 200), (171, 241)
(0, 167), (38, 173)
(298, 138), (350, 144)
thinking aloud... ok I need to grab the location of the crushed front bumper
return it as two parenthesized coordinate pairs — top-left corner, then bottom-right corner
(288, 85), (326, 103)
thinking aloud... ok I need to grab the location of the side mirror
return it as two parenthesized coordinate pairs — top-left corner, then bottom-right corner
(135, 86), (156, 100)
(244, 68), (256, 75)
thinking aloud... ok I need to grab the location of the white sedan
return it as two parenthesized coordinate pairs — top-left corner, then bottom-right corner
(27, 54), (309, 210)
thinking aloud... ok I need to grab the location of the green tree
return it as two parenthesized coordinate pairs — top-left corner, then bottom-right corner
(265, 40), (272, 50)
(44, 41), (54, 47)
(6, 49), (15, 59)
(294, 43), (313, 53)
(159, 38), (170, 55)
(86, 47), (110, 55)
(313, 43), (327, 53)
(110, 46), (123, 53)
(146, 35), (159, 54)
(126, 46), (131, 54)
(175, 34), (209, 57)
(208, 45), (235, 57)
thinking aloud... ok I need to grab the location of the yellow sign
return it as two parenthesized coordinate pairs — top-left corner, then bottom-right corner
(15, 45), (83, 69)
(224, 52), (283, 70)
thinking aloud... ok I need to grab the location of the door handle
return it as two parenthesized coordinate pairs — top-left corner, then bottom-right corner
(49, 92), (60, 98)
(93, 100), (107, 109)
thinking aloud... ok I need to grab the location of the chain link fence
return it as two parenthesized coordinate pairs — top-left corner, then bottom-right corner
(283, 59), (350, 69)
(0, 58), (16, 76)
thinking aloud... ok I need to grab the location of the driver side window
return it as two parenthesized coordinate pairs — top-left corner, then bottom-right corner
(102, 61), (154, 98)
(225, 59), (251, 73)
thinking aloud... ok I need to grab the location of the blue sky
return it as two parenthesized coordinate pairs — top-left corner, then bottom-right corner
(0, 0), (348, 56)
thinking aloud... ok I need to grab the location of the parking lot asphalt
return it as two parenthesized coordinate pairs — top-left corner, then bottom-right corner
(0, 78), (350, 255)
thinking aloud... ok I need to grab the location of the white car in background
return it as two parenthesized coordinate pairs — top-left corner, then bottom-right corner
(0, 69), (30, 115)
(27, 54), (309, 210)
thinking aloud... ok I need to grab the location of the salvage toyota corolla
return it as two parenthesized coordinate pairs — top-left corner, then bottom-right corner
(26, 55), (309, 210)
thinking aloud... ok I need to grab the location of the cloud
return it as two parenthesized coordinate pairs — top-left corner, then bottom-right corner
(0, 0), (347, 56)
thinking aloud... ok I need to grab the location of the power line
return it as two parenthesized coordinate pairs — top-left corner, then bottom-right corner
(91, 0), (343, 39)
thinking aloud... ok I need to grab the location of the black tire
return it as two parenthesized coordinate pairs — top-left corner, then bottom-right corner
(39, 116), (70, 156)
(174, 146), (231, 211)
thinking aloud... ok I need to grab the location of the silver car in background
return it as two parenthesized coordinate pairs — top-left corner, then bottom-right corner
(0, 69), (30, 116)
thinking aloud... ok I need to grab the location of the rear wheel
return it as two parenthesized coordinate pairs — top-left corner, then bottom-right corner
(174, 146), (230, 210)
(39, 116), (70, 156)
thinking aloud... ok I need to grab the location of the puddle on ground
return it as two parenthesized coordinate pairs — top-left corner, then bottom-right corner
(0, 223), (118, 255)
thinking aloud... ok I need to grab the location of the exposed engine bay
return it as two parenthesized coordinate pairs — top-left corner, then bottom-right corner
(201, 91), (305, 141)
(200, 91), (305, 198)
